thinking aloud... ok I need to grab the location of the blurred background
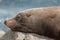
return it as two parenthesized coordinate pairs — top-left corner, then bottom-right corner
(0, 0), (60, 32)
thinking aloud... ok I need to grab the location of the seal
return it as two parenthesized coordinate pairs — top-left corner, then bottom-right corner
(4, 6), (60, 40)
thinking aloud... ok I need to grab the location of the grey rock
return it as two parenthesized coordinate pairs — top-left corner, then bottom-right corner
(0, 30), (54, 40)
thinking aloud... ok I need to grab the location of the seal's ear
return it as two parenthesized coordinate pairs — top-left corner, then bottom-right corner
(26, 12), (32, 17)
(26, 13), (31, 17)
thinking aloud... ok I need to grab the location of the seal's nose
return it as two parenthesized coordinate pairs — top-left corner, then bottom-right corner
(4, 20), (7, 25)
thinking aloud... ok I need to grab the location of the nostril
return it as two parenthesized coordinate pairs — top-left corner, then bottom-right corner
(4, 20), (7, 25)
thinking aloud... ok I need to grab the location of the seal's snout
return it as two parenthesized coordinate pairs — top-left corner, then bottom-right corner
(4, 20), (7, 25)
(4, 18), (18, 29)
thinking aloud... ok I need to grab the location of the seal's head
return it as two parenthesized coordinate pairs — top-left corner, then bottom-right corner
(4, 12), (37, 33)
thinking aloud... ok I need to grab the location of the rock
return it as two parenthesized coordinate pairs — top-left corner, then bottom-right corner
(0, 30), (5, 38)
(0, 30), (54, 40)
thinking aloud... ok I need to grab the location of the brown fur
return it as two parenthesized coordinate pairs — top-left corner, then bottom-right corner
(4, 6), (60, 40)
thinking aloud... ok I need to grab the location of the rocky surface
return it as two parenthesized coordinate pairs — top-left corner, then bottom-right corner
(0, 30), (54, 40)
(0, 30), (5, 38)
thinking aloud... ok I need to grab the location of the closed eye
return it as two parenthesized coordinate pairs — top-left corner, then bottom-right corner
(15, 15), (21, 20)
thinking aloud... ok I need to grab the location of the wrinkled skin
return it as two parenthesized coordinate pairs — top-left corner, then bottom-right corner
(4, 6), (60, 40)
